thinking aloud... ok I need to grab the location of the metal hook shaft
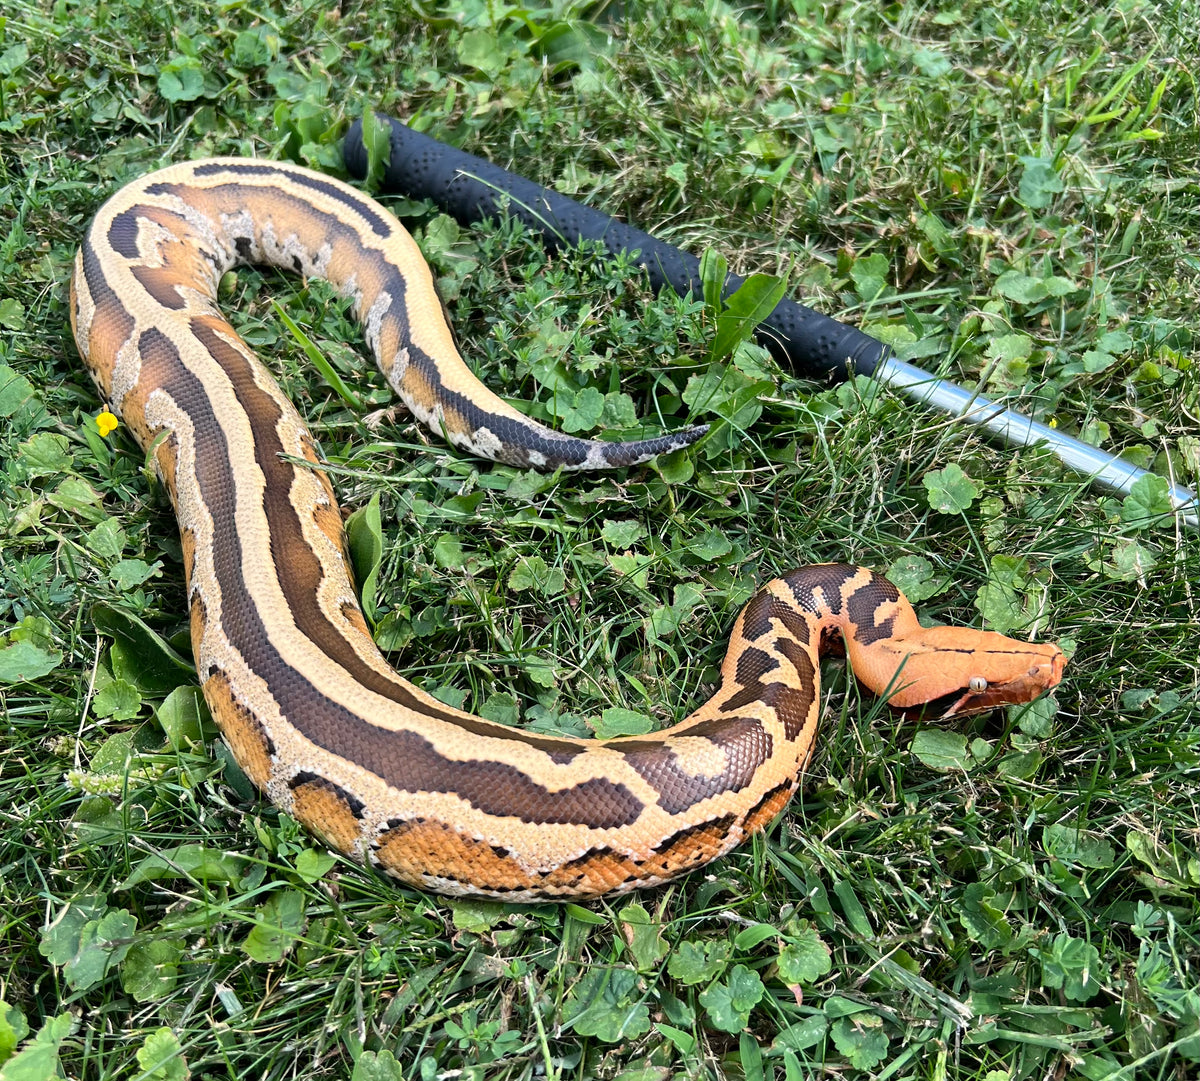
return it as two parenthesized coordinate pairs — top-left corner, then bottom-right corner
(876, 356), (1199, 528)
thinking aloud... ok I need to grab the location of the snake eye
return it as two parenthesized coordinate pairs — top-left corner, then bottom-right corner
(968, 676), (988, 693)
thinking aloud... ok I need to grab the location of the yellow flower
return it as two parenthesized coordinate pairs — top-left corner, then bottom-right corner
(96, 411), (119, 437)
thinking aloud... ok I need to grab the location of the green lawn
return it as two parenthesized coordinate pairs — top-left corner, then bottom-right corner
(1, 1), (1198, 1079)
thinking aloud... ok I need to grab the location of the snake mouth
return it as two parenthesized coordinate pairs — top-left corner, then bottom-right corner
(892, 652), (1066, 721)
(883, 644), (1066, 721)
(895, 688), (1040, 723)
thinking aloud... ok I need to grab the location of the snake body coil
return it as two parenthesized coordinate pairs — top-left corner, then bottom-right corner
(71, 159), (1065, 900)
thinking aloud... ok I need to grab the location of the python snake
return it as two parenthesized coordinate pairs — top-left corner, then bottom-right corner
(70, 158), (1065, 900)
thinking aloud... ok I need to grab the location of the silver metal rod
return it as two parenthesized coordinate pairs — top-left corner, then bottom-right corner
(874, 356), (1199, 529)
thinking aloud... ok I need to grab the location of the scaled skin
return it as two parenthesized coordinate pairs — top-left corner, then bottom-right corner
(71, 159), (1067, 899)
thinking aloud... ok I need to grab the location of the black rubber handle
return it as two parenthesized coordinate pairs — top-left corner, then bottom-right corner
(344, 116), (887, 380)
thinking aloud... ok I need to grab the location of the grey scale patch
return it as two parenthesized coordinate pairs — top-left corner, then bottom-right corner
(583, 442), (616, 470)
(363, 290), (394, 360)
(259, 221), (326, 279)
(469, 426), (505, 460)
(148, 197), (239, 277)
(217, 210), (260, 266)
(389, 346), (411, 386)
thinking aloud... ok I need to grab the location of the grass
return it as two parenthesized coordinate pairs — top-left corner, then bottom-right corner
(1, 0), (1198, 1078)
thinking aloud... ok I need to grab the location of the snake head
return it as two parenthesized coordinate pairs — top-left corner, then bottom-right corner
(877, 628), (1067, 718)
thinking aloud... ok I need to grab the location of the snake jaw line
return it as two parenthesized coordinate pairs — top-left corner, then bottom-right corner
(70, 158), (1069, 899)
(927, 646), (1066, 718)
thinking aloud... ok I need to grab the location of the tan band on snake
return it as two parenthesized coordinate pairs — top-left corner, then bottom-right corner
(70, 158), (1066, 900)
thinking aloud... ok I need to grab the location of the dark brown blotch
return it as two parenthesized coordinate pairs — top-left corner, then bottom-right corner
(721, 680), (814, 743)
(738, 589), (813, 645)
(735, 647), (778, 685)
(843, 574), (901, 645)
(130, 265), (189, 310)
(783, 564), (861, 617)
(772, 638), (818, 741)
(617, 717), (772, 815)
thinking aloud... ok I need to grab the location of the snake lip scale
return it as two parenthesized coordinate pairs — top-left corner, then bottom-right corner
(70, 157), (1066, 901)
